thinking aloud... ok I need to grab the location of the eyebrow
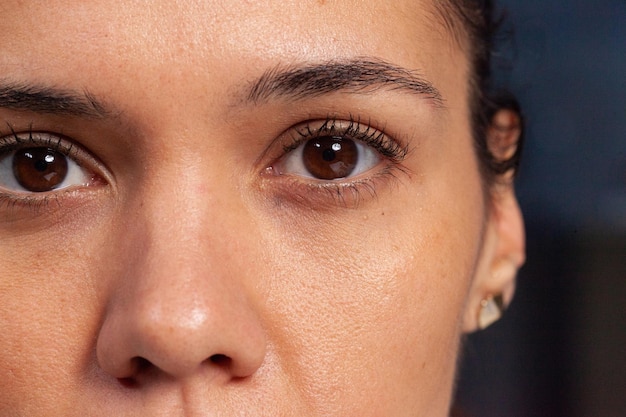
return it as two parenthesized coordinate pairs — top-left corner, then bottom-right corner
(0, 59), (443, 116)
(0, 82), (109, 117)
(246, 58), (445, 107)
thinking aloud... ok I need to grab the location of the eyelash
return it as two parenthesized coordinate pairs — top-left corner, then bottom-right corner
(283, 115), (408, 162)
(0, 125), (77, 157)
(268, 115), (410, 208)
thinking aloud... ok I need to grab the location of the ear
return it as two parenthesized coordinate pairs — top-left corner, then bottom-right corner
(462, 108), (526, 332)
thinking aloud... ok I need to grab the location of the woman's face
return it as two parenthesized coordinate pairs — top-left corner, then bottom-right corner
(0, 0), (523, 415)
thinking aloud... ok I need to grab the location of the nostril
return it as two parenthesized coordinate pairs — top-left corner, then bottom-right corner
(115, 355), (236, 386)
(134, 357), (152, 369)
(116, 357), (152, 388)
(209, 354), (231, 367)
(118, 376), (138, 389)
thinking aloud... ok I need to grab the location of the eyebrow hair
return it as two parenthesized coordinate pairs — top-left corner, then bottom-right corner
(246, 58), (445, 107)
(0, 82), (109, 117)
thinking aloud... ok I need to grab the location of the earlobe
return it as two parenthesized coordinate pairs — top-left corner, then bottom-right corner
(462, 200), (524, 332)
(464, 194), (524, 332)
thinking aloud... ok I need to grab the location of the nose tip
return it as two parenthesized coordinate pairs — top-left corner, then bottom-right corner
(94, 176), (268, 386)
(96, 288), (267, 383)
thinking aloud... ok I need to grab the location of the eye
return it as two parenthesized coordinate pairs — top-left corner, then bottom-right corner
(270, 118), (405, 181)
(276, 135), (380, 180)
(0, 134), (95, 194)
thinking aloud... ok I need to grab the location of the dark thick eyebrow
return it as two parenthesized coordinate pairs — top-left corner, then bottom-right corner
(246, 58), (445, 107)
(0, 81), (108, 117)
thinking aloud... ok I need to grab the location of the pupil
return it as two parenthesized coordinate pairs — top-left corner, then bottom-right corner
(322, 149), (336, 161)
(35, 159), (49, 172)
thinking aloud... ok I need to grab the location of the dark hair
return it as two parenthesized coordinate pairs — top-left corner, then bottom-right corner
(437, 0), (524, 185)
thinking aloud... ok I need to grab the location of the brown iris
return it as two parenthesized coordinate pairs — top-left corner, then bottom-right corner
(302, 136), (358, 180)
(12, 147), (69, 192)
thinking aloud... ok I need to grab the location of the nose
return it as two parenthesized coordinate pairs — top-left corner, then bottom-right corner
(96, 202), (267, 384)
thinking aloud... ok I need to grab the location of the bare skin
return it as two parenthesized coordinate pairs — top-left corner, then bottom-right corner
(0, 1), (524, 416)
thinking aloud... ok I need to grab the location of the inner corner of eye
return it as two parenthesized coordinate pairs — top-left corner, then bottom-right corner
(88, 172), (108, 186)
(263, 165), (280, 177)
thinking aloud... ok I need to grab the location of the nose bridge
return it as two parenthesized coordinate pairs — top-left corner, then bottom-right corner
(136, 156), (228, 293)
(96, 154), (267, 381)
(138, 146), (246, 279)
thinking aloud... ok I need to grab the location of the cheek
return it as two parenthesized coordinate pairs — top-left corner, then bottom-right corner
(0, 221), (108, 413)
(255, 189), (483, 413)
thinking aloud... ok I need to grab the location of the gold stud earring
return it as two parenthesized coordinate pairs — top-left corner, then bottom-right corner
(478, 294), (504, 330)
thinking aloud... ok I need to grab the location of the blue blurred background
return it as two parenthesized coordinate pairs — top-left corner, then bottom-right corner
(454, 1), (626, 416)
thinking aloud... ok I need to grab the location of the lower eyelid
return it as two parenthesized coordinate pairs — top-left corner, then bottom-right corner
(0, 187), (109, 225)
(262, 162), (404, 210)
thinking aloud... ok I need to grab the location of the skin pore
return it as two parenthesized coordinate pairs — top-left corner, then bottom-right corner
(0, 1), (524, 416)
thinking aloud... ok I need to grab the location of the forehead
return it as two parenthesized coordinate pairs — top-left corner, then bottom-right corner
(0, 0), (466, 114)
(2, 1), (447, 48)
